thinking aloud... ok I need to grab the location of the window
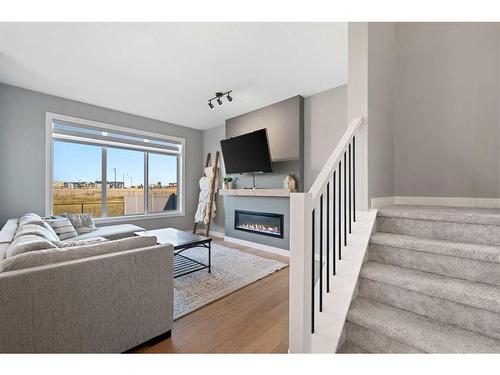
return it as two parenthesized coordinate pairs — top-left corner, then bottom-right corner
(48, 113), (184, 220)
(53, 142), (102, 216)
(107, 147), (145, 217)
(148, 153), (178, 213)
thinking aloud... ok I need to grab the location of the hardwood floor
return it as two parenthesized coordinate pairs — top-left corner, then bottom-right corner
(134, 237), (289, 354)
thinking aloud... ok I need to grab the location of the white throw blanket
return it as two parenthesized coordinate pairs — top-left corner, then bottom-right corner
(195, 167), (217, 224)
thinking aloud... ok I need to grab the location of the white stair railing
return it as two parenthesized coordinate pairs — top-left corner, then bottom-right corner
(289, 118), (367, 353)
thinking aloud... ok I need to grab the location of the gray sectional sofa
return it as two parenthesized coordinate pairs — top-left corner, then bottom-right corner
(0, 215), (174, 353)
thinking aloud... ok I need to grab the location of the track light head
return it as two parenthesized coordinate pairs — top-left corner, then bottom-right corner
(208, 90), (233, 109)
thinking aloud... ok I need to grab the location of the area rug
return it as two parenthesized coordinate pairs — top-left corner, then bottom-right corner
(174, 244), (288, 319)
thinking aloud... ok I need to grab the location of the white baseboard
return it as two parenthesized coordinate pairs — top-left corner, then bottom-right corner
(371, 196), (396, 209)
(223, 236), (290, 257)
(371, 196), (500, 209)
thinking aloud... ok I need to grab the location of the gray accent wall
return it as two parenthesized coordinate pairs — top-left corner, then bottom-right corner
(203, 87), (348, 236)
(0, 83), (203, 229)
(226, 96), (303, 161)
(304, 85), (347, 190)
(225, 95), (304, 192)
(223, 196), (290, 250)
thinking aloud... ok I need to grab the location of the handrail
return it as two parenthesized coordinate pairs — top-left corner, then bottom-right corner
(309, 118), (362, 201)
(289, 117), (366, 353)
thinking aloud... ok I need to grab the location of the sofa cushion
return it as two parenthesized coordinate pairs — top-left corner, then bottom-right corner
(0, 218), (18, 244)
(6, 234), (58, 259)
(56, 236), (108, 248)
(71, 224), (145, 241)
(0, 236), (158, 273)
(0, 219), (18, 260)
(44, 217), (78, 240)
(0, 243), (9, 262)
(14, 223), (59, 243)
(61, 212), (97, 235)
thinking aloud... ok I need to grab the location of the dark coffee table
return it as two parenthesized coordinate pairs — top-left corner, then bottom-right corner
(134, 228), (212, 278)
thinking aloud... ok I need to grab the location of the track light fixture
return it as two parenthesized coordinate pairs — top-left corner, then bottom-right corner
(207, 90), (234, 110)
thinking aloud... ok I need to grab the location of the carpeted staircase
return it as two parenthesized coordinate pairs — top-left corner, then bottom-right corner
(338, 205), (500, 353)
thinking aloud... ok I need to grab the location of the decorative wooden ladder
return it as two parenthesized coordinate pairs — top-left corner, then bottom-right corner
(193, 151), (220, 237)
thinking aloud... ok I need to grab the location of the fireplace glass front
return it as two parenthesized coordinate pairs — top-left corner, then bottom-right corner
(234, 210), (284, 238)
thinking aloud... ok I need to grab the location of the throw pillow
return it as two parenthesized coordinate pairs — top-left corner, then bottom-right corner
(18, 213), (42, 226)
(6, 234), (58, 259)
(0, 236), (158, 273)
(61, 213), (97, 235)
(44, 217), (78, 240)
(14, 223), (59, 243)
(18, 213), (60, 240)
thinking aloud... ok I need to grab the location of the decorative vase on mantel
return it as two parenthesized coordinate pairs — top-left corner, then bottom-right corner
(283, 174), (297, 191)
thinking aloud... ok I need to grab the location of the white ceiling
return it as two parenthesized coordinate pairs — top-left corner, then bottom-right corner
(0, 23), (347, 130)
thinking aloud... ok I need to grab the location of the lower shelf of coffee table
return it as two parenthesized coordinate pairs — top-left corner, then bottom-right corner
(174, 254), (210, 278)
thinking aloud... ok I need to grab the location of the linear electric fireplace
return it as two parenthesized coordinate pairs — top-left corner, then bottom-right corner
(234, 210), (284, 238)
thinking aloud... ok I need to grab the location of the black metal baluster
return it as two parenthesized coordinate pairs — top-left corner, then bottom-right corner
(349, 143), (352, 234)
(311, 209), (315, 334)
(326, 183), (330, 292)
(333, 172), (336, 274)
(344, 151), (347, 246)
(338, 161), (341, 260)
(319, 195), (323, 312)
(353, 136), (356, 222)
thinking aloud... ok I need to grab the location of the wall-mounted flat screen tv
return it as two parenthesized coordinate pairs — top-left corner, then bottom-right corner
(220, 129), (273, 174)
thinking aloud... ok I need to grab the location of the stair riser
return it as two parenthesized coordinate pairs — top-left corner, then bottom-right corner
(369, 244), (500, 286)
(377, 217), (500, 246)
(344, 321), (423, 353)
(359, 279), (500, 340)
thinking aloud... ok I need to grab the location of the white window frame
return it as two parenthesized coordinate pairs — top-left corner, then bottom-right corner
(45, 112), (186, 223)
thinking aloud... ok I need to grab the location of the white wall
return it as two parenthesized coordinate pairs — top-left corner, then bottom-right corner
(303, 85), (347, 190)
(394, 23), (500, 198)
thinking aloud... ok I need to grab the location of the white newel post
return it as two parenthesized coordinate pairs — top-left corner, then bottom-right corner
(289, 192), (313, 353)
(355, 119), (369, 211)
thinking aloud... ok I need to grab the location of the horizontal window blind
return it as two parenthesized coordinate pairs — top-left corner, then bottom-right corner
(52, 120), (182, 155)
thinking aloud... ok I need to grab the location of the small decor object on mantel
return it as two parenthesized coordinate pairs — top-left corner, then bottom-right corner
(283, 174), (297, 191)
(223, 176), (234, 190)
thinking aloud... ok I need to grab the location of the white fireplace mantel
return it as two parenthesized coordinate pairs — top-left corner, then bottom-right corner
(218, 188), (294, 197)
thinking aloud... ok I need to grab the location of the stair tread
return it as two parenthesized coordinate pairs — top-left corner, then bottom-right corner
(378, 205), (500, 226)
(370, 232), (500, 263)
(337, 341), (366, 354)
(348, 297), (500, 353)
(361, 262), (500, 314)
